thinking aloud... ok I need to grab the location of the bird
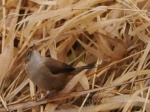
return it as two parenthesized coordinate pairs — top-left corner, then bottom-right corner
(25, 47), (94, 92)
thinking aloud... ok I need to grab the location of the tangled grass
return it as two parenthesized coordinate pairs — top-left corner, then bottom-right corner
(0, 0), (149, 111)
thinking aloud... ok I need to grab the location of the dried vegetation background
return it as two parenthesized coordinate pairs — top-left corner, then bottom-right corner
(0, 0), (150, 112)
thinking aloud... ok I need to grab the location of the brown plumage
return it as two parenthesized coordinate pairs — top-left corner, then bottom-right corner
(25, 49), (94, 92)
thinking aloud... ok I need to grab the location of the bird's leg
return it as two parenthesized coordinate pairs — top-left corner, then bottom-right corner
(36, 90), (56, 102)
(32, 90), (44, 100)
(45, 90), (57, 98)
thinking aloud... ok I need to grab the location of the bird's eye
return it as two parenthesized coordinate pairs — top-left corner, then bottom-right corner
(26, 51), (31, 60)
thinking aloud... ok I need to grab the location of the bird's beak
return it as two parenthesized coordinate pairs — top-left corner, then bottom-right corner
(32, 44), (36, 50)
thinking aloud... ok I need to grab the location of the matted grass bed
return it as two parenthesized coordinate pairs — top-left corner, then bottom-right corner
(0, 0), (150, 112)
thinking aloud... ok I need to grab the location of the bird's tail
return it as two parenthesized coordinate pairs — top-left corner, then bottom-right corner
(75, 64), (95, 73)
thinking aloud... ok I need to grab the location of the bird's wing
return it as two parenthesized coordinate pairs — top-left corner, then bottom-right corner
(42, 57), (75, 74)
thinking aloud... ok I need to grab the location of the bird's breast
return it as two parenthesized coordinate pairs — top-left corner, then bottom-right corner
(25, 61), (43, 79)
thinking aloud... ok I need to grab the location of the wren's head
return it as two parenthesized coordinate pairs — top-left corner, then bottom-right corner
(25, 46), (41, 63)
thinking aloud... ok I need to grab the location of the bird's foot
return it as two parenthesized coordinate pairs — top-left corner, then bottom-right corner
(35, 90), (56, 102)
(31, 91), (44, 101)
(36, 95), (47, 102)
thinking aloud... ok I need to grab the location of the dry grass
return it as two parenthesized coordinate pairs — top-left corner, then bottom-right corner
(0, 0), (150, 112)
